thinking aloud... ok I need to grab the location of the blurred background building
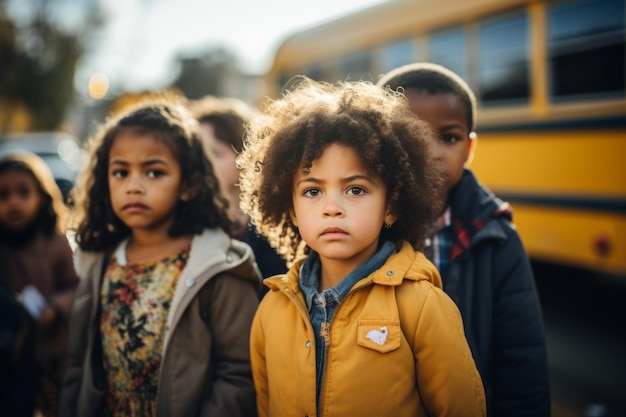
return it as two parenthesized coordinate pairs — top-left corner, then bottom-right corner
(0, 0), (382, 139)
(0, 0), (269, 138)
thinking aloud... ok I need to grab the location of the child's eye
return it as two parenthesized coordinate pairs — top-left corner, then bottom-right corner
(347, 186), (366, 196)
(303, 188), (321, 198)
(111, 170), (127, 178)
(147, 170), (164, 178)
(441, 134), (461, 144)
(17, 187), (31, 199)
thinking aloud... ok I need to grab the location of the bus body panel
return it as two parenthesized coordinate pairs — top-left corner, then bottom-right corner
(265, 0), (626, 278)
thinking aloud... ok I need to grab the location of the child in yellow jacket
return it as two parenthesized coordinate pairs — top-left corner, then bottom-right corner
(237, 77), (486, 417)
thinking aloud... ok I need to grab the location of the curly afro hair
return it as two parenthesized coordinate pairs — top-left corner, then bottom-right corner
(237, 77), (444, 264)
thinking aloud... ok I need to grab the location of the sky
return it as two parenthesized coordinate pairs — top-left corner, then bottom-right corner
(75, 0), (387, 95)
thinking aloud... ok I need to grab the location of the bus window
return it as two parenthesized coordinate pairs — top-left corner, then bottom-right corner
(548, 0), (625, 99)
(478, 11), (530, 104)
(278, 73), (290, 93)
(340, 50), (373, 82)
(303, 64), (324, 82)
(428, 26), (466, 79)
(379, 38), (416, 73)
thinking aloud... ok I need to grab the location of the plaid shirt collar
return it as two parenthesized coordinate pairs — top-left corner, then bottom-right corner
(424, 207), (452, 273)
(435, 206), (452, 233)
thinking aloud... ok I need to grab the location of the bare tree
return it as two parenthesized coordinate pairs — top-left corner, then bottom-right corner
(0, 0), (103, 133)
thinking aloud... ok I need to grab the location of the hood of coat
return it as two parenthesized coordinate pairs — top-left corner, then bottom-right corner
(263, 240), (442, 294)
(182, 228), (260, 285)
(74, 228), (259, 285)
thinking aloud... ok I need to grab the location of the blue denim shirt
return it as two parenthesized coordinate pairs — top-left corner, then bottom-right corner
(299, 240), (396, 403)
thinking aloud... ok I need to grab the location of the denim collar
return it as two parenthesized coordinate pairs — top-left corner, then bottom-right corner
(299, 240), (397, 310)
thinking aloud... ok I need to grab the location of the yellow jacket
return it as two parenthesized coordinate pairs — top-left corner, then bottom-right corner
(251, 240), (486, 417)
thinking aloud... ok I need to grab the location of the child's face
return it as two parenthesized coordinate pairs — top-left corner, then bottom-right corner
(198, 122), (240, 195)
(108, 131), (190, 235)
(0, 169), (43, 232)
(405, 88), (475, 201)
(290, 143), (395, 273)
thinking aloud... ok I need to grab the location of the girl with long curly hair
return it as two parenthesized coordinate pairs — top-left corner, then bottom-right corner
(60, 97), (260, 417)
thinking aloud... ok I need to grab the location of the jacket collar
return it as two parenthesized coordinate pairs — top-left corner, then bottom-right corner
(449, 169), (511, 224)
(74, 228), (260, 339)
(447, 169), (512, 257)
(264, 240), (442, 294)
(167, 228), (258, 329)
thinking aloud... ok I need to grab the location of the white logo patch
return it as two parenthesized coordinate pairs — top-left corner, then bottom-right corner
(365, 326), (388, 346)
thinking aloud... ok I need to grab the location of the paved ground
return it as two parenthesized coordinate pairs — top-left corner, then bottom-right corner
(533, 261), (626, 417)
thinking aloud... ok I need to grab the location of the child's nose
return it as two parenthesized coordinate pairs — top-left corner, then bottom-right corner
(6, 195), (20, 206)
(323, 194), (344, 217)
(126, 175), (144, 194)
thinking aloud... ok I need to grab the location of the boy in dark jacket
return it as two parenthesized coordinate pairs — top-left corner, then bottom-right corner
(378, 62), (551, 417)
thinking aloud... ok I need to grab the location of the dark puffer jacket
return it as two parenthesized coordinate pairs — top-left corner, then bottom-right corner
(440, 169), (550, 417)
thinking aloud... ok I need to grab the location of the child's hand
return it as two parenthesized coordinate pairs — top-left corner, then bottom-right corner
(36, 305), (58, 331)
(19, 284), (47, 319)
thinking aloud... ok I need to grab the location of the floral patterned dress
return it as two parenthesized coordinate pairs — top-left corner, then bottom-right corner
(100, 247), (189, 417)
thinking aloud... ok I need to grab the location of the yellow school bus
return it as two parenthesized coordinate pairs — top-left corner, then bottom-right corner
(265, 0), (626, 277)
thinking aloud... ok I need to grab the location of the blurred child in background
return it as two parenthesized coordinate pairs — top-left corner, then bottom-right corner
(189, 95), (287, 286)
(59, 97), (260, 417)
(238, 77), (485, 417)
(0, 151), (79, 417)
(378, 62), (550, 417)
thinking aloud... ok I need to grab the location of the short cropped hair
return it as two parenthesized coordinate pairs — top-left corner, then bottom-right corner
(377, 62), (477, 132)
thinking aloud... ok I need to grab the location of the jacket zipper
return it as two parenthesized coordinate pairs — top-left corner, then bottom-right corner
(317, 279), (373, 417)
(317, 321), (331, 416)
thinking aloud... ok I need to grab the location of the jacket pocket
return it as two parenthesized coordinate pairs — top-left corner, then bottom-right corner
(357, 320), (401, 353)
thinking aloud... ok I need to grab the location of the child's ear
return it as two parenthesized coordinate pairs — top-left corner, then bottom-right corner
(384, 210), (397, 228)
(289, 207), (298, 227)
(466, 132), (477, 166)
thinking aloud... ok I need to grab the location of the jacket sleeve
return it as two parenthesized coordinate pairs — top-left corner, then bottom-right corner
(410, 284), (486, 417)
(491, 227), (551, 416)
(250, 297), (271, 417)
(199, 272), (259, 417)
